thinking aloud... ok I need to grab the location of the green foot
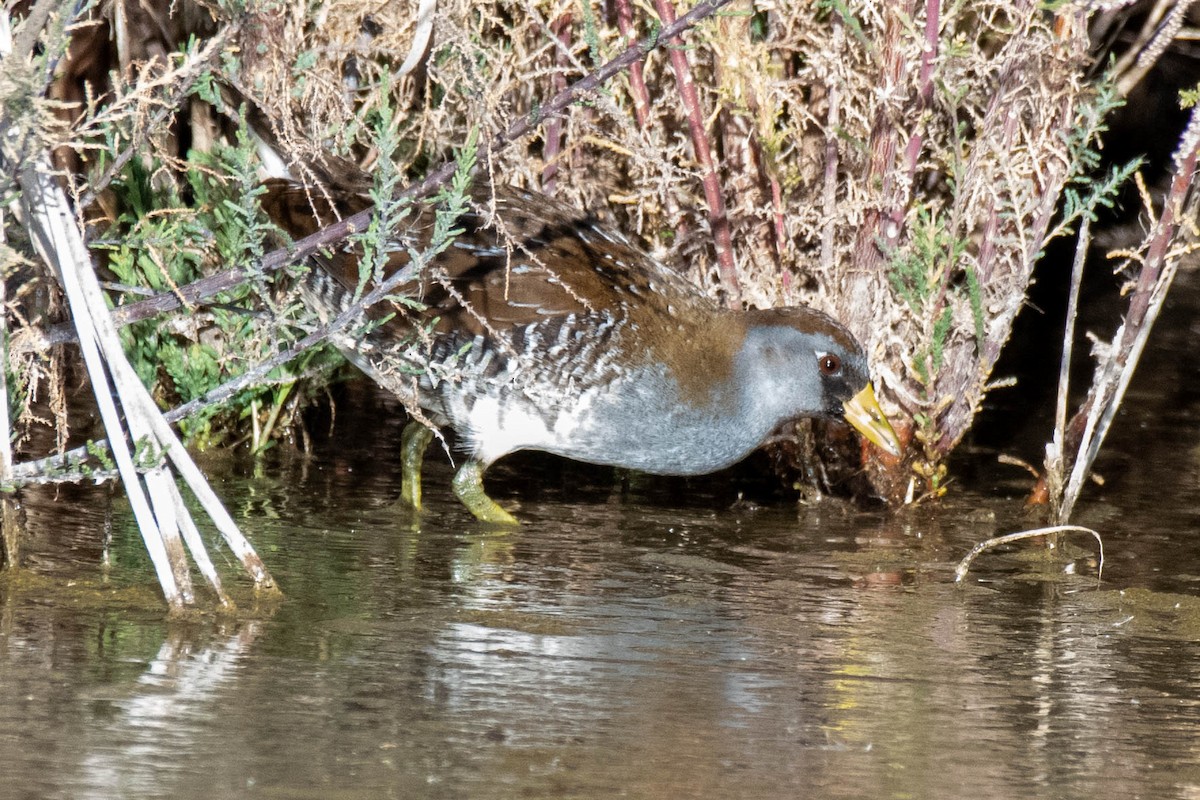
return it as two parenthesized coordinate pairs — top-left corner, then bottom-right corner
(401, 422), (434, 510)
(452, 461), (519, 525)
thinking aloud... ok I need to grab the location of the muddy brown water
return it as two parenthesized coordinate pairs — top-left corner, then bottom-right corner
(3, 285), (1200, 799)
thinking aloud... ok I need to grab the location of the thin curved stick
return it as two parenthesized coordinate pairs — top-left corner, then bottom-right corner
(954, 525), (1104, 585)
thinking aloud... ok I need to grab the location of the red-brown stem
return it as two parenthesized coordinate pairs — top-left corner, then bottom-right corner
(729, 8), (786, 277)
(716, 6), (783, 287)
(615, 0), (651, 128)
(1128, 158), (1195, 328)
(935, 71), (1077, 456)
(768, 159), (787, 272)
(850, 0), (916, 274)
(542, 12), (573, 192)
(901, 0), (939, 186)
(972, 102), (1019, 287)
(653, 0), (742, 308)
(820, 22), (844, 275)
(919, 4), (950, 317)
(743, 119), (788, 283)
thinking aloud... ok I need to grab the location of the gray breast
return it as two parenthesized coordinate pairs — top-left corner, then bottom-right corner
(352, 311), (773, 475)
(436, 343), (765, 474)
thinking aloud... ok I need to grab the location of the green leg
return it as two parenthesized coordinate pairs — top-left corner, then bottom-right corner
(401, 422), (434, 511)
(451, 460), (519, 525)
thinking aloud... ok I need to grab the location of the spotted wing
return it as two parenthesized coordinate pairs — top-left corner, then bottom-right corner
(259, 180), (715, 339)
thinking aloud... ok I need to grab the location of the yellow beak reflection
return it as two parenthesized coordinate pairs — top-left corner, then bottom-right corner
(843, 384), (902, 457)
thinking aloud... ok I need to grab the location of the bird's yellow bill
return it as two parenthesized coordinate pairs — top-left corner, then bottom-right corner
(843, 384), (902, 457)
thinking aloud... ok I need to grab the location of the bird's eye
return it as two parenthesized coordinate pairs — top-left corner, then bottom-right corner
(818, 353), (841, 375)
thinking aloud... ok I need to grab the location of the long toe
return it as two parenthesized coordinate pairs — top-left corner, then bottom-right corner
(451, 461), (520, 525)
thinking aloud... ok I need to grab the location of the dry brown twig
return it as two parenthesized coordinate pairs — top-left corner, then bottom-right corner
(1110, 0), (1195, 97)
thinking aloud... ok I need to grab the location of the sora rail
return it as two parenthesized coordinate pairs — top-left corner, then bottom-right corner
(262, 180), (901, 523)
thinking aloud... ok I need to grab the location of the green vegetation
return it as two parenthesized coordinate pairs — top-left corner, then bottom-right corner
(886, 207), (972, 391)
(91, 115), (342, 452)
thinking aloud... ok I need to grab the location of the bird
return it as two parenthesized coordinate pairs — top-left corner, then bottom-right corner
(260, 177), (902, 523)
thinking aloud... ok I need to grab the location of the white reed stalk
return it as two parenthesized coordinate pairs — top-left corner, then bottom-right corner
(19, 158), (187, 607)
(16, 154), (275, 604)
(1059, 106), (1200, 521)
(0, 0), (20, 569)
(0, 209), (16, 568)
(1061, 255), (1180, 519)
(1046, 216), (1090, 523)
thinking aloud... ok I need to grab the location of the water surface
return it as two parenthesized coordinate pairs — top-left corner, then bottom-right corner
(2, 291), (1200, 800)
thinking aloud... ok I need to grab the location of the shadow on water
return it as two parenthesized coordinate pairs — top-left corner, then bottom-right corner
(3, 277), (1200, 798)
